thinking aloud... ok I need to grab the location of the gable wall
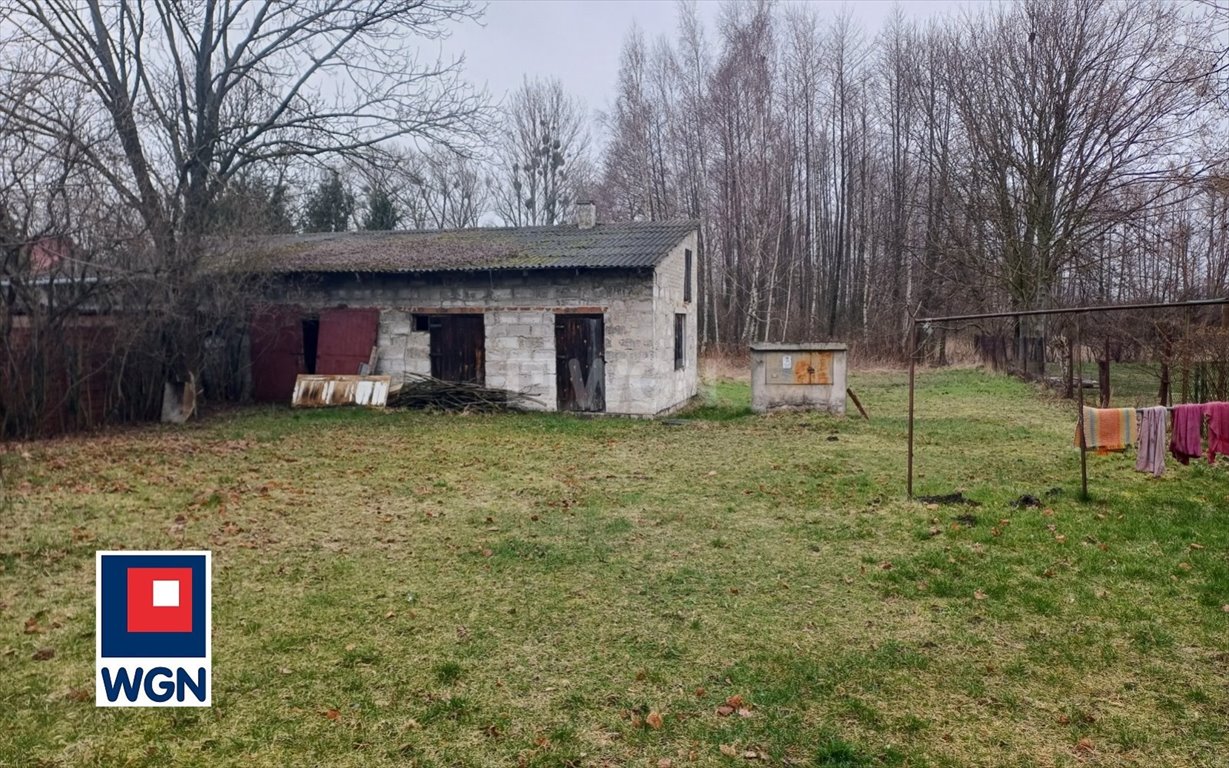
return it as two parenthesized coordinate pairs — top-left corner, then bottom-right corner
(650, 232), (700, 413)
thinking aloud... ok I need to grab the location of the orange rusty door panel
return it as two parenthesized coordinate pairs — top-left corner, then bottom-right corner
(790, 353), (834, 385)
(316, 308), (380, 375)
(810, 352), (833, 384)
(791, 356), (813, 384)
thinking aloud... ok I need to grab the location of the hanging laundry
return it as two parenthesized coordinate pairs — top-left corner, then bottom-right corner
(1169, 403), (1204, 465)
(1077, 407), (1138, 454)
(1206, 402), (1229, 463)
(1135, 406), (1167, 477)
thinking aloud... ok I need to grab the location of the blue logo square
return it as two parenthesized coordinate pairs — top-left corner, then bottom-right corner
(99, 553), (208, 658)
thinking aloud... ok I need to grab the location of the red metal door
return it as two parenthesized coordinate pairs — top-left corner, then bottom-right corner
(316, 308), (380, 375)
(249, 305), (305, 402)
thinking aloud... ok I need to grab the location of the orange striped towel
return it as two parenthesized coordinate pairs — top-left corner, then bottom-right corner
(1076, 407), (1138, 452)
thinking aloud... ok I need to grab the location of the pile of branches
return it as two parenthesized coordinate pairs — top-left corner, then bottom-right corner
(386, 373), (544, 413)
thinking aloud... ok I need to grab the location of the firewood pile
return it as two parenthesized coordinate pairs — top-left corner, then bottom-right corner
(386, 373), (543, 413)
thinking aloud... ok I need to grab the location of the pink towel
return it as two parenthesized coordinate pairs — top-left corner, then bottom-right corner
(1207, 402), (1229, 463)
(1170, 404), (1203, 465)
(1135, 406), (1167, 477)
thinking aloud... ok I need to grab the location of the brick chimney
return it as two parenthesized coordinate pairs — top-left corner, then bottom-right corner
(576, 201), (596, 230)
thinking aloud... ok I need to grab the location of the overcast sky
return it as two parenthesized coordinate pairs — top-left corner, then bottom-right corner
(437, 1), (976, 125)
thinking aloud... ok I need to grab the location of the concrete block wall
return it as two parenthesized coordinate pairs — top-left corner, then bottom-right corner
(650, 233), (700, 413)
(274, 266), (686, 415)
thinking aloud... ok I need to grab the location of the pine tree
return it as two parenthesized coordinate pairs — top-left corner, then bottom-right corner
(302, 170), (355, 233)
(362, 186), (401, 230)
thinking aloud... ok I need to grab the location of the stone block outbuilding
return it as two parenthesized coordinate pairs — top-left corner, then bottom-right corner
(246, 213), (700, 416)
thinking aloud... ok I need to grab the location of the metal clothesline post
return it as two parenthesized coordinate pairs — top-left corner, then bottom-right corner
(906, 296), (1229, 500)
(1076, 318), (1088, 501)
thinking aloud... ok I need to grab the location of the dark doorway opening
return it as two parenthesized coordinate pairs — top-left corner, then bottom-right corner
(429, 314), (485, 384)
(301, 316), (320, 374)
(555, 314), (605, 412)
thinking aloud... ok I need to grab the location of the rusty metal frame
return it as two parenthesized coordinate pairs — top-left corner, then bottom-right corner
(906, 297), (1229, 500)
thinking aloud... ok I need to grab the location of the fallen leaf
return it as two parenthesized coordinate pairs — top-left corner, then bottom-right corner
(1057, 714), (1071, 725)
(737, 708), (754, 718)
(725, 695), (745, 708)
(324, 708), (341, 720)
(695, 686), (706, 697)
(64, 687), (91, 702)
(279, 667), (292, 675)
(23, 617), (41, 634)
(635, 669), (647, 681)
(1221, 604), (1229, 612)
(658, 760), (674, 768)
(646, 710), (664, 729)
(32, 647), (54, 661)
(1178, 562), (1193, 571)
(879, 561), (893, 570)
(720, 744), (738, 757)
(973, 589), (987, 601)
(1055, 534), (1067, 543)
(743, 750), (760, 759)
(384, 611), (395, 620)
(715, 705), (735, 717)
(481, 548), (493, 558)
(530, 514), (540, 521)
(1075, 737), (1095, 754)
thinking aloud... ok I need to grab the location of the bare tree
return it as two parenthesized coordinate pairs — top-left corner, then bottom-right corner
(0, 0), (489, 388)
(494, 76), (592, 226)
(946, 0), (1204, 372)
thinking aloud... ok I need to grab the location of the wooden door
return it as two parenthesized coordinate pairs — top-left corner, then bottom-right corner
(429, 315), (485, 384)
(555, 314), (605, 412)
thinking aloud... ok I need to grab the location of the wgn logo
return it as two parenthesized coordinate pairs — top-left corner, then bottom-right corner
(95, 551), (211, 707)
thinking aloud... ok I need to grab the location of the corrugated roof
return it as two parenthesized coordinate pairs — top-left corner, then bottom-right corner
(244, 220), (698, 274)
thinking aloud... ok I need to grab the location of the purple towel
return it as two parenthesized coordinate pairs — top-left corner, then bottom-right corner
(1208, 403), (1229, 463)
(1170, 403), (1204, 465)
(1135, 406), (1167, 477)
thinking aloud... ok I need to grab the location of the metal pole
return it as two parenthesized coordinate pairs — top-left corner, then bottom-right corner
(917, 297), (1229, 326)
(907, 321), (918, 498)
(1075, 319), (1089, 501)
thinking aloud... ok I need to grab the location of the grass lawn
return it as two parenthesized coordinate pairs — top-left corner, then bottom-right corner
(3, 368), (1228, 767)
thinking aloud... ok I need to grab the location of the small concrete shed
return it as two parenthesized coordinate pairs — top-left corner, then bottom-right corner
(750, 342), (848, 414)
(244, 214), (700, 416)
